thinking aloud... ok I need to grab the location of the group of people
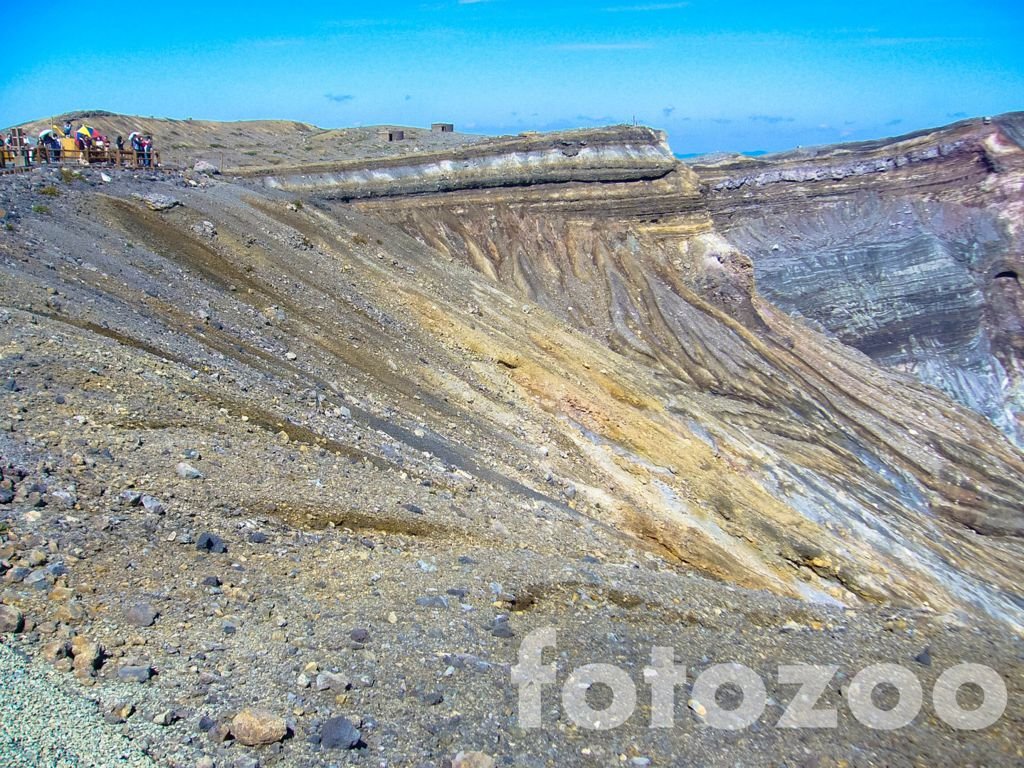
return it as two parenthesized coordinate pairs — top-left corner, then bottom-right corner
(4, 121), (159, 170)
(37, 122), (156, 167)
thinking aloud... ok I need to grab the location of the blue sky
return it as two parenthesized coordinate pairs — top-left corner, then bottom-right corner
(2, 1), (1021, 154)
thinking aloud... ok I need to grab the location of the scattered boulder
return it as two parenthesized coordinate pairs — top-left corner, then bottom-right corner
(191, 220), (217, 238)
(230, 707), (288, 746)
(71, 636), (102, 678)
(141, 495), (165, 514)
(193, 160), (220, 175)
(175, 462), (204, 480)
(152, 709), (177, 726)
(453, 752), (496, 768)
(0, 604), (24, 633)
(104, 701), (135, 724)
(120, 490), (143, 506)
(25, 549), (47, 567)
(349, 627), (370, 644)
(320, 715), (362, 750)
(134, 193), (181, 211)
(117, 664), (153, 683)
(41, 640), (69, 663)
(125, 602), (159, 627)
(314, 672), (350, 693)
(196, 532), (227, 554)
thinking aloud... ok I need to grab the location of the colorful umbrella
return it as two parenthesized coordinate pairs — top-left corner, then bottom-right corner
(38, 129), (56, 141)
(128, 132), (140, 143)
(76, 125), (97, 139)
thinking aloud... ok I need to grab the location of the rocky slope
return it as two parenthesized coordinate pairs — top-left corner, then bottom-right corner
(0, 115), (1022, 767)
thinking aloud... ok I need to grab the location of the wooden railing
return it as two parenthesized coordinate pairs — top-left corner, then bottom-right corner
(2, 144), (161, 171)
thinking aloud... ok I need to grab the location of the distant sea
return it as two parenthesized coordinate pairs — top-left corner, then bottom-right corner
(675, 150), (769, 160)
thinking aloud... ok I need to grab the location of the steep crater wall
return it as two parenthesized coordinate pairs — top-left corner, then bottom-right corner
(696, 114), (1024, 445)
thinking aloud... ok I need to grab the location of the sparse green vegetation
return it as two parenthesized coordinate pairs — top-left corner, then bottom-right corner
(32, 204), (50, 214)
(243, 151), (258, 156)
(292, 200), (304, 209)
(208, 143), (225, 149)
(352, 234), (369, 246)
(60, 168), (79, 183)
(39, 186), (61, 197)
(3, 222), (13, 231)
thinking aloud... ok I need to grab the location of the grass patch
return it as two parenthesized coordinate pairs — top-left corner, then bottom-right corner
(352, 234), (369, 246)
(208, 143), (225, 149)
(32, 204), (50, 214)
(3, 222), (13, 232)
(39, 185), (61, 197)
(292, 199), (303, 209)
(60, 168), (80, 183)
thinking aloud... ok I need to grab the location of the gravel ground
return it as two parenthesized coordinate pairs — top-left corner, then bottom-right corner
(0, 640), (156, 767)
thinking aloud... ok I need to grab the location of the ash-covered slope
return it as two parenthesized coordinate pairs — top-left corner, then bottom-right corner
(3, 122), (1022, 626)
(692, 114), (1024, 447)
(319, 124), (1024, 628)
(1, 117), (1023, 766)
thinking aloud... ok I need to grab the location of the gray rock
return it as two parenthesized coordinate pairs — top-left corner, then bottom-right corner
(320, 715), (362, 750)
(196, 532), (227, 554)
(24, 569), (54, 589)
(134, 193), (181, 211)
(141, 495), (164, 514)
(415, 595), (449, 609)
(126, 602), (158, 628)
(193, 160), (220, 175)
(50, 489), (76, 508)
(175, 462), (203, 480)
(152, 709), (176, 726)
(5, 566), (30, 583)
(191, 221), (217, 238)
(0, 604), (24, 633)
(0, 488), (13, 504)
(314, 672), (350, 692)
(117, 664), (153, 683)
(349, 627), (370, 644)
(120, 490), (143, 506)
